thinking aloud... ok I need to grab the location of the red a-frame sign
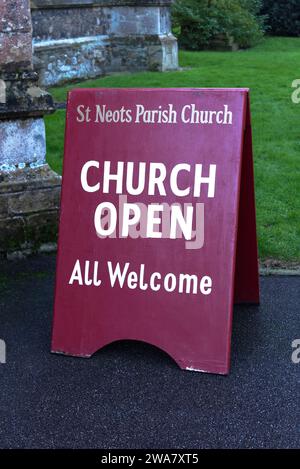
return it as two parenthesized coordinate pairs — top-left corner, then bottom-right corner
(52, 88), (259, 375)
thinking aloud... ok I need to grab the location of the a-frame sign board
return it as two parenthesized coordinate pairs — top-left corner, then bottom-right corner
(52, 88), (259, 375)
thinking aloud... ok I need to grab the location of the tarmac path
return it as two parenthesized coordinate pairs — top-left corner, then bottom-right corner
(0, 254), (299, 449)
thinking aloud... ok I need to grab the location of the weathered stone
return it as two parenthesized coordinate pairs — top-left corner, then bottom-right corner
(0, 0), (33, 72)
(161, 34), (178, 71)
(0, 80), (5, 103)
(35, 37), (109, 86)
(9, 186), (61, 215)
(0, 118), (46, 170)
(31, 1), (178, 86)
(6, 249), (32, 260)
(0, 1), (56, 256)
(0, 194), (8, 218)
(0, 0), (32, 33)
(0, 0), (54, 118)
(0, 217), (26, 252)
(31, 5), (172, 40)
(39, 241), (57, 253)
(0, 165), (61, 194)
(0, 166), (61, 254)
(25, 210), (59, 245)
(0, 31), (33, 71)
(31, 1), (173, 6)
(0, 71), (54, 119)
(148, 34), (178, 72)
(32, 6), (108, 40)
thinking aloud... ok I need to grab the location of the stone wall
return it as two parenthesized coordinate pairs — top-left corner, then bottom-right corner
(0, 0), (59, 258)
(0, 166), (61, 258)
(0, 0), (33, 72)
(31, 0), (178, 86)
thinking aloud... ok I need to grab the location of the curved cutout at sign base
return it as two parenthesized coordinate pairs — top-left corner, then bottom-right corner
(51, 337), (228, 375)
(52, 338), (181, 368)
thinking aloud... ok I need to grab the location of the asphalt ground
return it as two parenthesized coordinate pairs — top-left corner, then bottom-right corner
(0, 254), (299, 449)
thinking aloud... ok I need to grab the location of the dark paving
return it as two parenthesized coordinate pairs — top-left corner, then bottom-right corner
(0, 254), (299, 449)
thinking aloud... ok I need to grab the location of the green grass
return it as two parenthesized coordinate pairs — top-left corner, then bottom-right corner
(45, 37), (300, 262)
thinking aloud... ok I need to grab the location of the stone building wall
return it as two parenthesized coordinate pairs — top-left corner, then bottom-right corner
(31, 0), (178, 86)
(0, 0), (60, 258)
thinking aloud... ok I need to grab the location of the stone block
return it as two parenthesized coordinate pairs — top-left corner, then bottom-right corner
(109, 7), (160, 35)
(25, 210), (59, 245)
(160, 34), (178, 71)
(0, 31), (33, 71)
(31, 1), (173, 6)
(31, 2), (178, 86)
(0, 166), (61, 254)
(0, 194), (8, 218)
(35, 38), (109, 86)
(0, 165), (61, 194)
(0, 0), (32, 33)
(0, 71), (54, 119)
(0, 118), (46, 170)
(31, 7), (108, 41)
(8, 186), (61, 215)
(0, 217), (25, 252)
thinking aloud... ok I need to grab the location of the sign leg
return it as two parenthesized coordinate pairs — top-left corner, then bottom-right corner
(234, 103), (260, 305)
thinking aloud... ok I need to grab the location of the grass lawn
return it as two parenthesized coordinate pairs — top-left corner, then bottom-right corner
(45, 37), (300, 262)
